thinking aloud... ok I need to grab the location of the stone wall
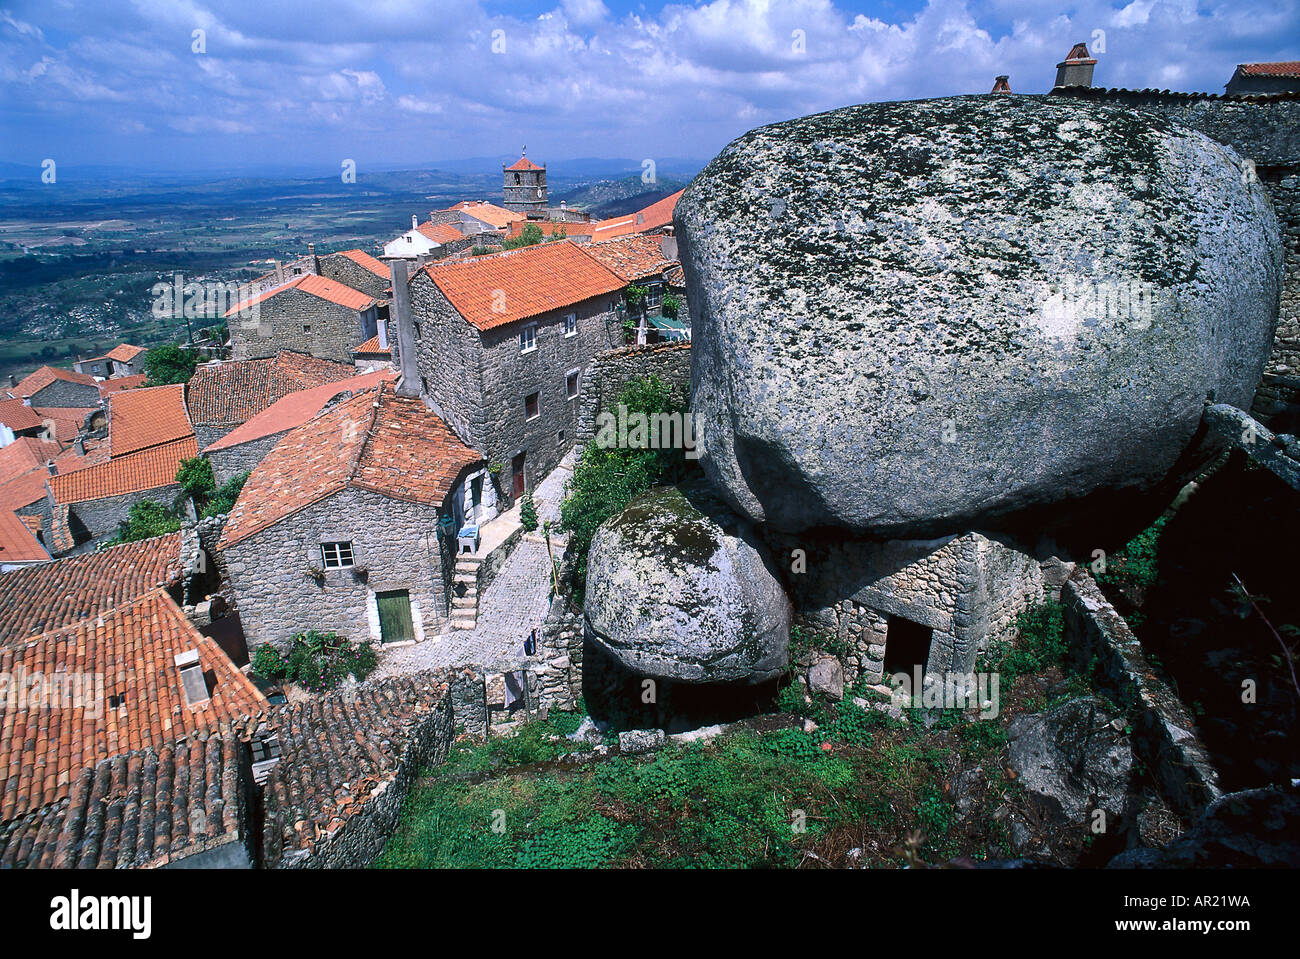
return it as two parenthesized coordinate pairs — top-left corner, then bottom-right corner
(208, 431), (286, 486)
(317, 254), (390, 300)
(575, 342), (692, 454)
(59, 484), (181, 550)
(218, 485), (451, 648)
(30, 379), (101, 408)
(1061, 568), (1223, 818)
(229, 286), (376, 364)
(784, 531), (1045, 683)
(409, 269), (623, 496)
(1251, 169), (1300, 429)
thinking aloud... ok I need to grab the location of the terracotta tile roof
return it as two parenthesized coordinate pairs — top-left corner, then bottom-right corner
(505, 154), (544, 172)
(0, 438), (62, 485)
(584, 233), (677, 283)
(0, 732), (248, 867)
(0, 588), (267, 821)
(104, 344), (147, 363)
(1236, 61), (1300, 78)
(50, 435), (195, 505)
(451, 200), (524, 229)
(204, 369), (396, 452)
(262, 670), (453, 866)
(417, 221), (465, 245)
(0, 470), (49, 514)
(54, 437), (110, 473)
(334, 249), (390, 278)
(0, 399), (44, 433)
(0, 531), (183, 643)
(217, 384), (481, 549)
(0, 509), (49, 565)
(186, 352), (356, 428)
(351, 335), (392, 357)
(12, 366), (101, 401)
(505, 219), (594, 241)
(423, 240), (624, 331)
(31, 406), (97, 444)
(591, 189), (684, 241)
(665, 264), (686, 286)
(108, 383), (193, 457)
(99, 373), (148, 393)
(225, 272), (376, 317)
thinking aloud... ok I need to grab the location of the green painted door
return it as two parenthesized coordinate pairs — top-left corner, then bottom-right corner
(377, 589), (415, 644)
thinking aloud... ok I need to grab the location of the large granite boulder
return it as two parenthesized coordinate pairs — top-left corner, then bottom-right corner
(677, 95), (1282, 546)
(584, 483), (790, 683)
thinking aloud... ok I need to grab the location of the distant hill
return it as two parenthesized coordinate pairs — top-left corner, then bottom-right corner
(553, 175), (690, 219)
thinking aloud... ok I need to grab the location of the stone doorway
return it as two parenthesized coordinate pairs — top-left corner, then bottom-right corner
(883, 614), (933, 678)
(511, 452), (526, 498)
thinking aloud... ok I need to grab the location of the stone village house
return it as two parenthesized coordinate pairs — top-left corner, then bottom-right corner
(392, 239), (628, 510)
(227, 273), (380, 365)
(215, 383), (484, 648)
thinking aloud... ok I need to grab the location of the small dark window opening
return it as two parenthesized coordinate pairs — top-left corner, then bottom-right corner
(883, 615), (933, 677)
(302, 324), (311, 333)
(524, 391), (540, 420)
(108, 693), (127, 709)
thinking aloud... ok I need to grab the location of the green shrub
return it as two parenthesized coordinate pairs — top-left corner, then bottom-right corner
(515, 815), (634, 869)
(520, 491), (538, 532)
(251, 643), (288, 681)
(202, 470), (249, 519)
(116, 500), (182, 544)
(986, 600), (1067, 681)
(142, 344), (199, 386)
(661, 291), (680, 319)
(284, 630), (378, 692)
(175, 456), (216, 502)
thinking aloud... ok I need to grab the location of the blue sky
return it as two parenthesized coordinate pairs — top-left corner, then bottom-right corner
(1, 0), (1296, 175)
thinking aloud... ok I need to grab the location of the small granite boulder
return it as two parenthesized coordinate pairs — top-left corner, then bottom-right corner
(677, 95), (1282, 546)
(584, 483), (791, 684)
(618, 728), (667, 755)
(807, 656), (844, 701)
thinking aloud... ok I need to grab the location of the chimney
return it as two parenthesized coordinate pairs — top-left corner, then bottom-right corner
(991, 75), (1011, 94)
(45, 460), (56, 476)
(1054, 42), (1096, 88)
(7, 374), (16, 388)
(389, 259), (421, 395)
(309, 242), (319, 274)
(561, 200), (567, 211)
(174, 649), (210, 706)
(412, 214), (419, 230)
(377, 313), (390, 351)
(74, 436), (85, 456)
(274, 259), (284, 285)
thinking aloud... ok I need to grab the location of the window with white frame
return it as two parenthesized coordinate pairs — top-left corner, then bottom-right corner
(646, 282), (662, 308)
(564, 313), (577, 337)
(566, 369), (580, 399)
(321, 541), (354, 569)
(520, 323), (537, 352)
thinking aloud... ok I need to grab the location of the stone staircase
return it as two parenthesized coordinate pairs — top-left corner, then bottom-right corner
(450, 555), (482, 630)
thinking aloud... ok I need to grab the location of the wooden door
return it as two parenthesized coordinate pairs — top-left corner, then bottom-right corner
(376, 589), (415, 644)
(512, 453), (526, 498)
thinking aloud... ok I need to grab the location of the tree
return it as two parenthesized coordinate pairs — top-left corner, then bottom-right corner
(143, 344), (199, 386)
(202, 470), (249, 518)
(176, 456), (216, 506)
(115, 500), (182, 544)
(503, 223), (545, 250)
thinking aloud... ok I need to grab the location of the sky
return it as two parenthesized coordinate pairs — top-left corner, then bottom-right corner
(1, 0), (1297, 176)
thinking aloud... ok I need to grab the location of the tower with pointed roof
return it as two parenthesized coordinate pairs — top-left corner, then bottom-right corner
(503, 147), (548, 216)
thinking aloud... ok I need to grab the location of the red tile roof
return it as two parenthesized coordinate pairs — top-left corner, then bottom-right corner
(50, 435), (196, 505)
(591, 189), (684, 241)
(31, 407), (97, 444)
(335, 249), (390, 277)
(12, 366), (101, 401)
(0, 532), (183, 643)
(204, 369), (396, 452)
(1, 732), (248, 868)
(99, 373), (148, 393)
(186, 352), (356, 428)
(0, 509), (49, 565)
(423, 240), (624, 331)
(225, 272), (375, 317)
(505, 219), (594, 241)
(108, 383), (193, 457)
(0, 470), (49, 514)
(0, 588), (267, 821)
(1236, 61), (1300, 78)
(351, 335), (392, 357)
(105, 343), (147, 363)
(217, 384), (481, 549)
(584, 233), (677, 282)
(417, 221), (465, 245)
(0, 438), (62, 486)
(505, 155), (544, 172)
(451, 201), (524, 229)
(0, 399), (44, 433)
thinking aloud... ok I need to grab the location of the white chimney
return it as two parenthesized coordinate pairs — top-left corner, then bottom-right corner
(412, 214), (419, 230)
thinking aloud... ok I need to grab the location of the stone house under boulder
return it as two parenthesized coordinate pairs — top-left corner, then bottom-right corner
(227, 273), (379, 364)
(399, 239), (626, 506)
(216, 383), (484, 649)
